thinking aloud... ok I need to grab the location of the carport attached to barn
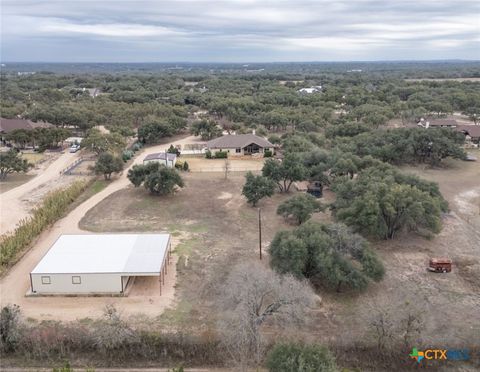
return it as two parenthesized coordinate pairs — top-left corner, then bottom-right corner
(30, 234), (172, 295)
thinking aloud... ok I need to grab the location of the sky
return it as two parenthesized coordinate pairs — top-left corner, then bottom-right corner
(1, 0), (479, 62)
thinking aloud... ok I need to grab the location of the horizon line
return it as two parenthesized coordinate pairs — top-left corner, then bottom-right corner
(2, 59), (480, 65)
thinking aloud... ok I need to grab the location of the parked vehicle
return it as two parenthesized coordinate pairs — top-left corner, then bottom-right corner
(428, 258), (452, 273)
(69, 144), (80, 153)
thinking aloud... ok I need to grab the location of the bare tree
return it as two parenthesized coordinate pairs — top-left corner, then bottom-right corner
(368, 305), (396, 351)
(216, 261), (316, 370)
(399, 308), (424, 350)
(93, 304), (138, 355)
(367, 301), (424, 352)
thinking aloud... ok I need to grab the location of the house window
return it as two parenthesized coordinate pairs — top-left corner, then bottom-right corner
(236, 148), (241, 153)
(72, 276), (81, 285)
(41, 276), (51, 285)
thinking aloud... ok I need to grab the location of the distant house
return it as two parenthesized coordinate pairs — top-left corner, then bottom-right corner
(84, 88), (102, 98)
(0, 118), (54, 145)
(143, 152), (177, 168)
(297, 86), (322, 94)
(456, 125), (480, 145)
(417, 118), (458, 128)
(205, 134), (274, 157)
(0, 118), (53, 134)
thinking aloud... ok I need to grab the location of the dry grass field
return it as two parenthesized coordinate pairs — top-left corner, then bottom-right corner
(0, 173), (35, 193)
(79, 160), (480, 349)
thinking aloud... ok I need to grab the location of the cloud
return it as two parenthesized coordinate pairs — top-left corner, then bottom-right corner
(1, 0), (479, 62)
(39, 19), (185, 38)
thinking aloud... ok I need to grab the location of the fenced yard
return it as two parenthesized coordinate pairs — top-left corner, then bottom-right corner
(180, 157), (264, 172)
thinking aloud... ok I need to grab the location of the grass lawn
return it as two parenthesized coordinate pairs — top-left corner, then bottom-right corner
(21, 152), (46, 165)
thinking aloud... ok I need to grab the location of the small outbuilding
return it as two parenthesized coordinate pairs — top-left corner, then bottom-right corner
(30, 234), (171, 296)
(143, 152), (177, 168)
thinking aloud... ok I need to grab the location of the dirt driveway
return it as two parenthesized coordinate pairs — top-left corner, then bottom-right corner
(0, 136), (199, 321)
(0, 150), (81, 235)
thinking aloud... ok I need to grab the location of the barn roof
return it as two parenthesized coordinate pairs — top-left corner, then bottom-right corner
(206, 134), (274, 149)
(31, 234), (170, 275)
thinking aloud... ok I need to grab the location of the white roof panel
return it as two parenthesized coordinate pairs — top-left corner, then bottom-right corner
(31, 234), (170, 275)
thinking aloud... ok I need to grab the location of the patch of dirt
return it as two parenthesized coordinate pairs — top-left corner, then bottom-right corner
(217, 191), (232, 200)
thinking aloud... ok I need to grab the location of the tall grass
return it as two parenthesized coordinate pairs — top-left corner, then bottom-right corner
(0, 180), (89, 273)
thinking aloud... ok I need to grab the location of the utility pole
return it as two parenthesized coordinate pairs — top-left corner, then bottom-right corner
(258, 208), (262, 260)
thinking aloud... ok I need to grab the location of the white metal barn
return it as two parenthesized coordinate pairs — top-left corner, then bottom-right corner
(30, 234), (171, 295)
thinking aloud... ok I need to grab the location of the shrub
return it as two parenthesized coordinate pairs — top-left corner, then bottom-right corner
(174, 160), (184, 170)
(131, 142), (142, 152)
(167, 145), (181, 156)
(214, 151), (228, 159)
(266, 343), (337, 372)
(183, 161), (189, 172)
(0, 304), (21, 353)
(0, 180), (89, 272)
(205, 150), (212, 159)
(122, 150), (134, 162)
(264, 149), (273, 157)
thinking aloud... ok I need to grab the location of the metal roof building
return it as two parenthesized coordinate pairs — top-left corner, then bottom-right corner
(30, 234), (172, 296)
(143, 152), (177, 168)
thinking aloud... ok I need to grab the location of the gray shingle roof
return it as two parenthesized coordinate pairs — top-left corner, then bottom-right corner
(0, 118), (53, 133)
(428, 119), (458, 126)
(206, 134), (274, 149)
(456, 125), (480, 138)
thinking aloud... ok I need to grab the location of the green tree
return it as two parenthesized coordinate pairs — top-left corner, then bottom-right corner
(5, 129), (32, 149)
(94, 152), (124, 180)
(277, 194), (324, 225)
(463, 106), (479, 125)
(34, 127), (71, 151)
(81, 128), (126, 155)
(333, 165), (446, 239)
(144, 167), (184, 195)
(0, 150), (32, 180)
(138, 119), (174, 144)
(242, 172), (275, 206)
(167, 144), (180, 156)
(190, 119), (222, 140)
(266, 343), (337, 372)
(127, 162), (159, 187)
(127, 161), (183, 195)
(269, 222), (384, 292)
(262, 153), (308, 192)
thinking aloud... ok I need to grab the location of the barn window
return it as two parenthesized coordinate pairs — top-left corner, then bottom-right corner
(72, 276), (81, 284)
(236, 148), (241, 153)
(41, 276), (51, 284)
